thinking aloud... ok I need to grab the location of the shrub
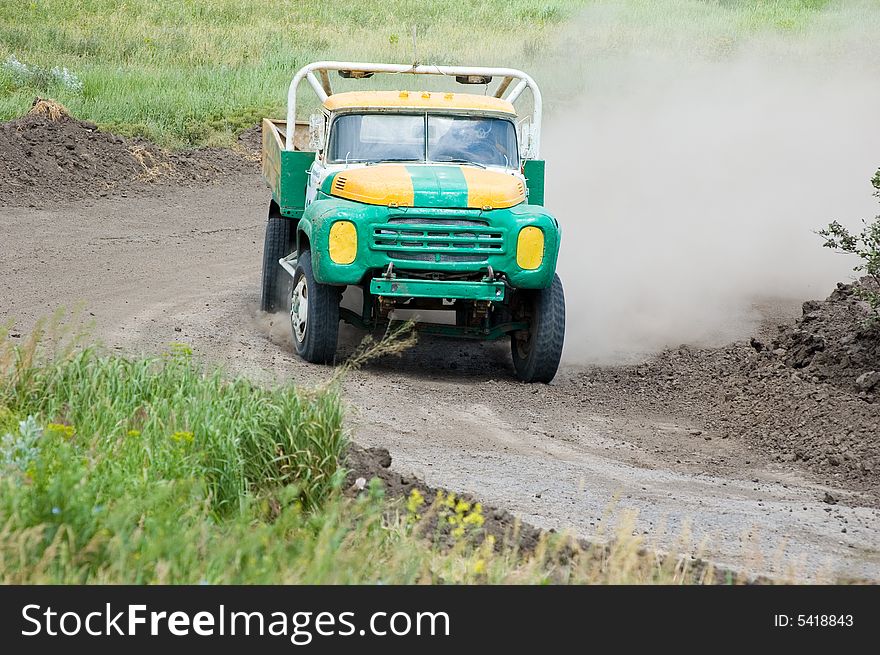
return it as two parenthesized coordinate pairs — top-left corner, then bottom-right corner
(2, 54), (83, 95)
(819, 168), (880, 318)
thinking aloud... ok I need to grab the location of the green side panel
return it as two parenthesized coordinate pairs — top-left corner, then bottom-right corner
(320, 171), (338, 195)
(406, 165), (469, 208)
(523, 159), (546, 206)
(278, 150), (314, 218)
(370, 277), (505, 301)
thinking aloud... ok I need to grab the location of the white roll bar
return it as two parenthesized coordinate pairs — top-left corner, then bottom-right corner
(285, 61), (543, 156)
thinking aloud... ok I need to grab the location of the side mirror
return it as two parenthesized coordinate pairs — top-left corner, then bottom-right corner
(309, 113), (326, 151)
(519, 121), (534, 160)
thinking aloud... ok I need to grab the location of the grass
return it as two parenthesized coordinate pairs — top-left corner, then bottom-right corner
(0, 0), (870, 147)
(0, 320), (723, 584)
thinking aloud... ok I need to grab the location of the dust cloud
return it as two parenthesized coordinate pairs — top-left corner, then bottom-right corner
(251, 308), (292, 348)
(544, 12), (880, 363)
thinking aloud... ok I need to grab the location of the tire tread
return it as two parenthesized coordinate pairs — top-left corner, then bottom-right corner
(260, 206), (291, 313)
(292, 251), (340, 364)
(511, 274), (565, 383)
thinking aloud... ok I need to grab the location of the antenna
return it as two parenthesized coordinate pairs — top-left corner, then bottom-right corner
(411, 25), (419, 67)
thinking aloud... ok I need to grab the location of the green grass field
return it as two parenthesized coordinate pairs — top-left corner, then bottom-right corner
(0, 0), (868, 147)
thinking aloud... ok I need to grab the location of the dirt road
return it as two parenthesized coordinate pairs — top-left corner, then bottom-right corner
(3, 176), (879, 581)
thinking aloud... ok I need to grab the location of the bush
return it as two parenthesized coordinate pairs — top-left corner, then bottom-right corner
(819, 168), (880, 317)
(2, 55), (83, 95)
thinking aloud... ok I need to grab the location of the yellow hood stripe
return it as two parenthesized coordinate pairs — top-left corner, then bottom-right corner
(461, 167), (526, 210)
(329, 165), (525, 209)
(331, 165), (414, 207)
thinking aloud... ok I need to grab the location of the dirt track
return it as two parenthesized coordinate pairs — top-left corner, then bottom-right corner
(2, 175), (879, 582)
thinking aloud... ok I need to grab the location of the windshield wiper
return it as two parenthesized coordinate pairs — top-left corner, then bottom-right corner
(431, 157), (487, 169)
(365, 157), (423, 165)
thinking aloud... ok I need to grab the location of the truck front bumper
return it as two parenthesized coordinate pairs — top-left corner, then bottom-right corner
(369, 277), (506, 301)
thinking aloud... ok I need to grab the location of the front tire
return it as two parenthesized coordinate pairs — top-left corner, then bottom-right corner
(289, 250), (340, 364)
(510, 274), (565, 383)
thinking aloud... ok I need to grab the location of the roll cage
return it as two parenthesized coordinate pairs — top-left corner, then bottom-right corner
(284, 61), (543, 157)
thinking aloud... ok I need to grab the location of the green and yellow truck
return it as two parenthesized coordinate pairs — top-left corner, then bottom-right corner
(260, 62), (564, 382)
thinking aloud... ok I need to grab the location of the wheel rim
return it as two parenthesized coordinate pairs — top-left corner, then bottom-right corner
(290, 276), (308, 343)
(515, 331), (532, 359)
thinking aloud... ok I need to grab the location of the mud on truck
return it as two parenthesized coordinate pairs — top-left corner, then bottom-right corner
(260, 62), (565, 382)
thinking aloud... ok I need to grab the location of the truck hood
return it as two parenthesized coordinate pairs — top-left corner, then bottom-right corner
(325, 164), (525, 210)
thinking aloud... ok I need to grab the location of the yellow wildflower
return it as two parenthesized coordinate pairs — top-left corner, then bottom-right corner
(168, 342), (193, 357)
(406, 488), (425, 518)
(463, 503), (485, 527)
(46, 423), (75, 439)
(171, 430), (194, 444)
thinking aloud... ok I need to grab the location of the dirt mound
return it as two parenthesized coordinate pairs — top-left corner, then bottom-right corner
(766, 280), (880, 395)
(344, 443), (543, 553)
(237, 124), (262, 158)
(343, 444), (748, 581)
(576, 280), (880, 504)
(0, 110), (257, 207)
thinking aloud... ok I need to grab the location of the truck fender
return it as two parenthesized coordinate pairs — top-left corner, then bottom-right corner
(296, 218), (313, 254)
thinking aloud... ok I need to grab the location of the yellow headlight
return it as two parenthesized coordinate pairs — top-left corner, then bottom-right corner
(516, 226), (544, 270)
(329, 221), (357, 265)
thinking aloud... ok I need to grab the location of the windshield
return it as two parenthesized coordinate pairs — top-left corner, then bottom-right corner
(327, 113), (519, 168)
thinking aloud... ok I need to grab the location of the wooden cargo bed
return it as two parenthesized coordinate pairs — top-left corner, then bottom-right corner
(261, 119), (313, 219)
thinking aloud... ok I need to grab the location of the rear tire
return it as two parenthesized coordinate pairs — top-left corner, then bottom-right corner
(260, 202), (291, 312)
(289, 250), (340, 364)
(510, 274), (565, 383)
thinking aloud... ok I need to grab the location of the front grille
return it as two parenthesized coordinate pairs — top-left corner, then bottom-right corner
(389, 251), (488, 263)
(387, 217), (487, 227)
(372, 218), (504, 264)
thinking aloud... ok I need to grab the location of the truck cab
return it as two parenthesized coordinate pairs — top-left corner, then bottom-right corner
(260, 62), (564, 382)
